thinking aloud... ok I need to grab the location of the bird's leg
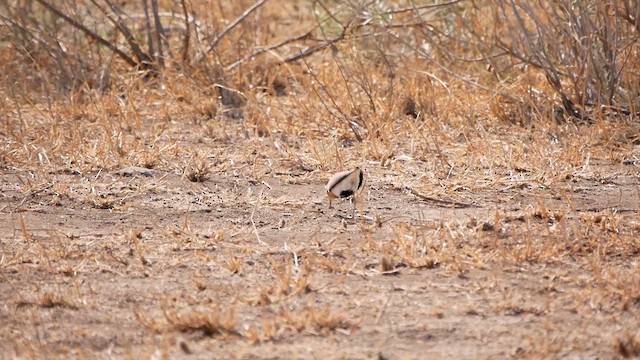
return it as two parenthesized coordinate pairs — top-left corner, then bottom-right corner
(327, 192), (335, 210)
(351, 196), (357, 219)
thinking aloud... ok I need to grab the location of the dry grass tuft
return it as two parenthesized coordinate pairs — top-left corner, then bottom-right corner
(164, 307), (238, 337)
(253, 261), (313, 305)
(616, 332), (640, 358)
(282, 304), (357, 335)
(16, 292), (78, 309)
(135, 306), (238, 338)
(380, 256), (396, 273)
(184, 154), (212, 183)
(224, 255), (244, 275)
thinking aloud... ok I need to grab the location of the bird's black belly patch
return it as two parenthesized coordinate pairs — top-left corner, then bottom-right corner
(339, 190), (354, 198)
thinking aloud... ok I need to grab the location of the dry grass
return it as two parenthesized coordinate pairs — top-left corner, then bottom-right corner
(616, 332), (640, 358)
(1, 0), (640, 358)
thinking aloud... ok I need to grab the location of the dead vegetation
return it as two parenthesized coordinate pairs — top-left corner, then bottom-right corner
(1, 0), (640, 358)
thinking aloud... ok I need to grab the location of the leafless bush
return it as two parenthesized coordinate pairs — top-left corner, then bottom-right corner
(1, 0), (212, 91)
(488, 1), (639, 120)
(1, 0), (638, 125)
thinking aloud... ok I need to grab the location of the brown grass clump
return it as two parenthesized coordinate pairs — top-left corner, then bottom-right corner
(253, 259), (312, 305)
(164, 307), (238, 337)
(39, 292), (78, 309)
(281, 304), (357, 335)
(243, 304), (357, 343)
(15, 292), (78, 310)
(616, 332), (640, 358)
(135, 306), (238, 338)
(183, 153), (213, 183)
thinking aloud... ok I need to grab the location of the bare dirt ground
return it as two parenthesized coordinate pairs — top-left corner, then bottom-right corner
(2, 115), (640, 359)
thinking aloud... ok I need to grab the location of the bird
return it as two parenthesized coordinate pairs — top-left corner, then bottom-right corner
(325, 167), (365, 216)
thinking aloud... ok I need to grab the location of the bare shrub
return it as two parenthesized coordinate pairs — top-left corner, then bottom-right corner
(488, 1), (639, 120)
